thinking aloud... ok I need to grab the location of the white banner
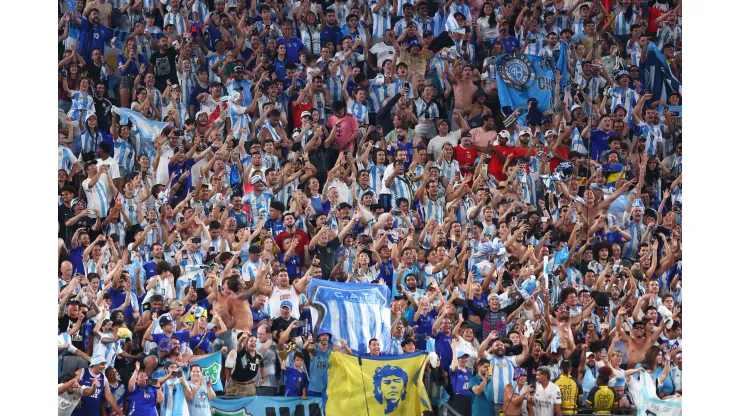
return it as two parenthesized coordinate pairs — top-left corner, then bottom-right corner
(629, 372), (682, 416)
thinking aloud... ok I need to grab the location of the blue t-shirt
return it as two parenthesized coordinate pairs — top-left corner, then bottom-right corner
(152, 330), (191, 347)
(126, 384), (159, 416)
(452, 368), (472, 395)
(283, 367), (308, 397)
(434, 331), (454, 372)
(76, 17), (113, 60)
(412, 310), (437, 350)
(169, 158), (196, 200)
(188, 331), (217, 353)
(107, 288), (136, 324)
(589, 129), (615, 161)
(280, 253), (302, 281)
(307, 346), (332, 393)
(277, 37), (306, 63)
(469, 374), (494, 416)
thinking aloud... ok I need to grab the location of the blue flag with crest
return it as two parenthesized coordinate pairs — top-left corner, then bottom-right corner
(496, 53), (557, 113)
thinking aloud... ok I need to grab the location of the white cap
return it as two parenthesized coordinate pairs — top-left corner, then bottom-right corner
(570, 104), (582, 112)
(498, 130), (511, 139)
(545, 130), (556, 137)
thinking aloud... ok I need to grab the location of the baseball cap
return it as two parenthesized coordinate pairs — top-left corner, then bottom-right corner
(90, 355), (107, 366)
(545, 130), (556, 137)
(456, 350), (470, 359)
(301, 111), (311, 118)
(251, 176), (265, 185)
(586, 351), (596, 358)
(234, 66), (244, 73)
(170, 300), (184, 309)
(280, 300), (293, 309)
(570, 104), (582, 112)
(519, 127), (533, 136)
(498, 130), (511, 139)
(159, 317), (174, 327)
(338, 202), (352, 210)
(170, 84), (181, 90)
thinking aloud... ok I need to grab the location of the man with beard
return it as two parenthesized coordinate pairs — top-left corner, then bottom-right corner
(275, 212), (311, 268)
(149, 36), (179, 92)
(589, 115), (616, 162)
(71, 8), (113, 61)
(615, 307), (666, 369)
(305, 328), (352, 397)
(476, 333), (530, 414)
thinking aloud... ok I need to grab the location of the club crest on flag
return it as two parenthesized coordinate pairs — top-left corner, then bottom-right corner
(499, 54), (536, 91)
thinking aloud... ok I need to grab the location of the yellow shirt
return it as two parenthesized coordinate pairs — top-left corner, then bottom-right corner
(398, 49), (427, 80)
(554, 374), (581, 415)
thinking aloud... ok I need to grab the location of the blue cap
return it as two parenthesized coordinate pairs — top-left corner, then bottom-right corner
(280, 300), (293, 309)
(90, 355), (106, 366)
(513, 367), (527, 379)
(616, 70), (631, 80)
(317, 327), (333, 340)
(456, 350), (470, 359)
(614, 377), (626, 387)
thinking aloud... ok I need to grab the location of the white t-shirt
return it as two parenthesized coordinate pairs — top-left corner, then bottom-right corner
(369, 42), (396, 68)
(268, 285), (301, 319)
(97, 157), (121, 197)
(531, 381), (562, 416)
(142, 275), (174, 305)
(58, 384), (86, 416)
(156, 144), (176, 185)
(428, 131), (461, 162)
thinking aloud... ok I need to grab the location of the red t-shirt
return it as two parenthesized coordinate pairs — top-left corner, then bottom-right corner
(454, 145), (478, 177)
(545, 146), (570, 173)
(510, 146), (531, 172)
(275, 229), (310, 261)
(488, 145), (516, 181)
(291, 101), (313, 129)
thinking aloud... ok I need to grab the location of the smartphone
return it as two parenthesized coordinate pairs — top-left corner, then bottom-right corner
(404, 82), (410, 89)
(146, 379), (158, 386)
(294, 320), (306, 327)
(171, 370), (182, 377)
(191, 237), (201, 244)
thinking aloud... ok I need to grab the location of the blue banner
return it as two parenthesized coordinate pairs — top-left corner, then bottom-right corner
(556, 41), (570, 89)
(644, 42), (682, 104)
(211, 396), (323, 416)
(191, 352), (224, 392)
(496, 53), (557, 112)
(307, 279), (392, 355)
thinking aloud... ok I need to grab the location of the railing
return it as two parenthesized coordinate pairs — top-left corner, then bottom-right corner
(438, 403), (638, 416)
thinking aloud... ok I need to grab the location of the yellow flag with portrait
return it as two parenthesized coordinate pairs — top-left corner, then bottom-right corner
(325, 352), (432, 416)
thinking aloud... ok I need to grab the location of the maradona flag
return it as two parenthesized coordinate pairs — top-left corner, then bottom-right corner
(191, 352), (224, 392)
(325, 352), (431, 416)
(496, 53), (557, 112)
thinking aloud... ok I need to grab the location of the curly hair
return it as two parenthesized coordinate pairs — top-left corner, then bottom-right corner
(372, 365), (408, 405)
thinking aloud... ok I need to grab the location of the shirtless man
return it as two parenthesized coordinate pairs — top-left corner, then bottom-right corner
(251, 256), (314, 320)
(544, 293), (596, 357)
(451, 65), (478, 128)
(615, 306), (666, 368)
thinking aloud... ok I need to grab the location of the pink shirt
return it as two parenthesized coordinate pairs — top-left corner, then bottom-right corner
(470, 127), (497, 150)
(327, 113), (359, 152)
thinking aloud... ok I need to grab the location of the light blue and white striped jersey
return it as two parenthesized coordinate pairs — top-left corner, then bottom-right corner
(135, 35), (154, 63)
(80, 129), (103, 155)
(162, 98), (189, 127)
(432, 8), (448, 37)
(414, 98), (439, 122)
(163, 11), (188, 35)
(334, 50), (365, 70)
(394, 18), (422, 37)
(182, 248), (206, 288)
(575, 74), (606, 104)
(263, 153), (279, 170)
(161, 378), (189, 416)
(484, 355), (518, 404)
(241, 191), (272, 228)
(623, 220), (647, 261)
(300, 24), (322, 55)
(274, 177), (299, 206)
(347, 98), (369, 125)
(84, 177), (110, 218)
(147, 87), (164, 117)
(453, 40), (476, 66)
(59, 146), (78, 173)
(385, 171), (413, 208)
(518, 32), (544, 55)
(367, 162), (387, 192)
(93, 333), (123, 369)
(69, 91), (95, 122)
(614, 7), (638, 36)
(449, 2), (471, 20)
(571, 17), (585, 36)
(178, 71), (197, 108)
(325, 71), (344, 106)
(369, 76), (393, 113)
(226, 102), (252, 143)
(225, 78), (254, 109)
(206, 51), (228, 80)
(438, 158), (460, 183)
(190, 0), (210, 24)
(609, 87), (640, 122)
(637, 122), (664, 156)
(312, 92), (328, 121)
(395, 0), (414, 17)
(107, 220), (127, 247)
(656, 23), (681, 51)
(630, 43), (643, 67)
(421, 195), (446, 225)
(121, 195), (141, 226)
(113, 139), (136, 174)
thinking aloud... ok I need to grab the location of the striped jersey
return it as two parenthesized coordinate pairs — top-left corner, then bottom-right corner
(59, 146), (78, 173)
(414, 98), (439, 122)
(113, 139), (136, 174)
(614, 7), (639, 36)
(347, 98), (369, 125)
(163, 12), (188, 35)
(484, 355), (518, 404)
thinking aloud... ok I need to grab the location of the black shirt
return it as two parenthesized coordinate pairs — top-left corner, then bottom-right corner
(271, 317), (300, 341)
(232, 350), (263, 382)
(523, 354), (550, 384)
(83, 62), (103, 85)
(58, 315), (85, 351)
(149, 47), (178, 92)
(310, 237), (341, 279)
(94, 96), (112, 133)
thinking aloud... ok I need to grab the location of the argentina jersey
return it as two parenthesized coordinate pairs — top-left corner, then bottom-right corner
(422, 196), (446, 224)
(182, 248), (206, 287)
(485, 355), (518, 404)
(113, 139), (136, 174)
(614, 7), (638, 36)
(348, 98), (369, 125)
(163, 12), (188, 35)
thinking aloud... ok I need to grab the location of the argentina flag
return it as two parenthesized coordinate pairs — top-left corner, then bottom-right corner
(644, 43), (682, 104)
(496, 53), (557, 113)
(112, 106), (170, 143)
(556, 41), (570, 89)
(308, 279), (392, 355)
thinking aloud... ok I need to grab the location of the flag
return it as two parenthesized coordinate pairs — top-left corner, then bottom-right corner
(644, 42), (682, 104)
(496, 53), (557, 113)
(210, 396), (323, 416)
(112, 107), (170, 142)
(191, 352), (224, 392)
(325, 352), (432, 416)
(556, 41), (569, 89)
(628, 372), (682, 416)
(570, 127), (587, 155)
(307, 279), (392, 355)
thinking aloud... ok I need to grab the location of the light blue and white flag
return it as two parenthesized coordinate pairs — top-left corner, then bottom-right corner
(191, 352), (224, 392)
(644, 42), (682, 105)
(210, 396), (323, 416)
(112, 106), (170, 144)
(307, 279), (392, 355)
(570, 127), (587, 155)
(629, 372), (682, 416)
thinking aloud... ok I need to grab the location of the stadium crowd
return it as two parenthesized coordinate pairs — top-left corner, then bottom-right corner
(57, 0), (683, 415)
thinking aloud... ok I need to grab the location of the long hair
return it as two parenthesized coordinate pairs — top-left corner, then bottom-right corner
(643, 346), (662, 371)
